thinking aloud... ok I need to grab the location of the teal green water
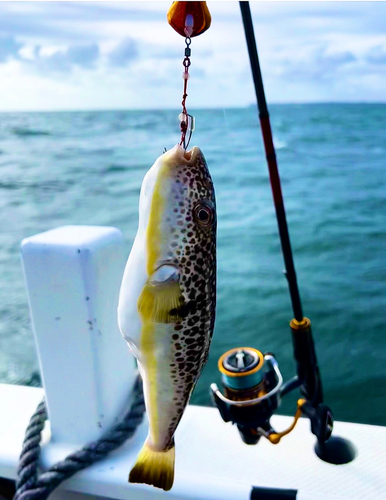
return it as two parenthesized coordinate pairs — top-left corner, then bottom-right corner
(1, 104), (385, 425)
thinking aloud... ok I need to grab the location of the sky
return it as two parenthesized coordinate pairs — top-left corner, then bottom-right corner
(0, 1), (386, 111)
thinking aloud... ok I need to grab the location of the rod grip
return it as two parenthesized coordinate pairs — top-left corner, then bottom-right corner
(290, 318), (323, 405)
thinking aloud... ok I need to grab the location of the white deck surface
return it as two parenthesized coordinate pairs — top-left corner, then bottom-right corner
(0, 383), (385, 500)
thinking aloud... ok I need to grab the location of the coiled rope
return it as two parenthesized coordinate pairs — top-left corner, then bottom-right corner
(13, 375), (145, 500)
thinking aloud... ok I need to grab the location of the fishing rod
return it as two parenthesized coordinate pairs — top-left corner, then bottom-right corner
(241, 3), (302, 323)
(211, 2), (355, 464)
(239, 0), (323, 406)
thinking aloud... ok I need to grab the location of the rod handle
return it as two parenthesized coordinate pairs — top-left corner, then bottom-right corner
(290, 317), (323, 406)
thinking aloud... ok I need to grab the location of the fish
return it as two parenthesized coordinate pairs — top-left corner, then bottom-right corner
(117, 144), (216, 491)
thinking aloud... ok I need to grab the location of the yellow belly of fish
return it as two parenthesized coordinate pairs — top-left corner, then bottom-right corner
(140, 321), (178, 450)
(129, 321), (178, 491)
(129, 151), (181, 490)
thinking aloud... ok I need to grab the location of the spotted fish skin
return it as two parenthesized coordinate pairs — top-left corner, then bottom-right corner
(117, 145), (216, 490)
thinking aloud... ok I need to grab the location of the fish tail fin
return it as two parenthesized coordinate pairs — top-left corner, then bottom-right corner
(129, 440), (175, 491)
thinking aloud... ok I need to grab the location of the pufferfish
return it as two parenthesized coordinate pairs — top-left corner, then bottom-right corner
(117, 144), (216, 491)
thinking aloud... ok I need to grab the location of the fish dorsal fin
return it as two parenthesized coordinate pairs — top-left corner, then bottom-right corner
(138, 273), (185, 324)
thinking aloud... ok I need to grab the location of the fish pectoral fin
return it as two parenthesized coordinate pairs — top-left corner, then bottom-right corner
(151, 264), (179, 283)
(129, 441), (175, 491)
(138, 279), (185, 324)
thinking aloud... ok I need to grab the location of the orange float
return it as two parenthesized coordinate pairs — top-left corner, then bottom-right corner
(167, 1), (211, 38)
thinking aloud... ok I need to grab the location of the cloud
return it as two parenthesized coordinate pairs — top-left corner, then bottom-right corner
(276, 45), (357, 83)
(0, 2), (166, 43)
(33, 43), (100, 73)
(108, 38), (138, 67)
(0, 36), (23, 63)
(146, 44), (181, 60)
(325, 51), (356, 65)
(365, 45), (386, 65)
(1, 2), (386, 110)
(66, 44), (100, 67)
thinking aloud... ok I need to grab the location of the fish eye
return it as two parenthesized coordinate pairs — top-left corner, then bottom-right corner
(193, 201), (214, 227)
(198, 209), (209, 221)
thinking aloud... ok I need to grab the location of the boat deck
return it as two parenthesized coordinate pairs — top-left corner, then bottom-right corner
(0, 383), (385, 500)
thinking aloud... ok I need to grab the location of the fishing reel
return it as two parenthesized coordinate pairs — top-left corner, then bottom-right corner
(210, 320), (356, 464)
(211, 348), (284, 445)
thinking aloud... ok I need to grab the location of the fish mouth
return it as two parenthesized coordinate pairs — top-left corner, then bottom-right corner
(175, 145), (201, 165)
(183, 148), (194, 161)
(163, 144), (202, 168)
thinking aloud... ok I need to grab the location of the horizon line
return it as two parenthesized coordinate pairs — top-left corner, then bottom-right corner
(0, 101), (385, 114)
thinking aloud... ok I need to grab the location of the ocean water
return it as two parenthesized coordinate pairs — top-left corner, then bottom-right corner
(0, 104), (385, 426)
